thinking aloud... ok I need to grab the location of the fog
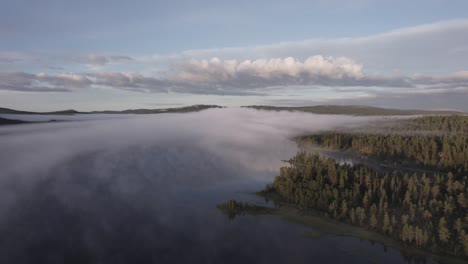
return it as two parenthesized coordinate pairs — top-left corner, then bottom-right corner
(0, 108), (376, 184)
(0, 108), (411, 264)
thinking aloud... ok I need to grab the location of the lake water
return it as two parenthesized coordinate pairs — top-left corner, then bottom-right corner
(0, 109), (441, 263)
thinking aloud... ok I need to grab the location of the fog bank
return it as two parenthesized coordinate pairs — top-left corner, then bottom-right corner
(0, 108), (383, 263)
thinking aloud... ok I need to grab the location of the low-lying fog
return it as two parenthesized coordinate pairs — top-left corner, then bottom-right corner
(0, 108), (421, 264)
(0, 108), (375, 186)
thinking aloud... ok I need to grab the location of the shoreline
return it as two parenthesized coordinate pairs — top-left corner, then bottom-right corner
(240, 191), (467, 264)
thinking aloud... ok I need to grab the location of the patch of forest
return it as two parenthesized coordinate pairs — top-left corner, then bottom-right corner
(400, 115), (468, 134)
(262, 152), (468, 258)
(322, 115), (468, 137)
(260, 115), (468, 259)
(299, 132), (468, 173)
(216, 200), (273, 219)
(242, 105), (465, 116)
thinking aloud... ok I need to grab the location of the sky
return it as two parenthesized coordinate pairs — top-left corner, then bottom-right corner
(1, 0), (468, 111)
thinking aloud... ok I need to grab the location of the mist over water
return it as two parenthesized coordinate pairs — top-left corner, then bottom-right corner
(0, 108), (436, 263)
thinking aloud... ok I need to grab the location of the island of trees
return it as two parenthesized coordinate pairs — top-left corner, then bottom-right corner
(217, 200), (272, 219)
(260, 115), (468, 259)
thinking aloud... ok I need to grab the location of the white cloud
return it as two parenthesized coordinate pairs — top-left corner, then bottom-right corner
(79, 54), (134, 67)
(0, 55), (368, 94)
(171, 55), (364, 86)
(1, 55), (468, 96)
(0, 72), (86, 92)
(0, 57), (21, 64)
(163, 19), (468, 74)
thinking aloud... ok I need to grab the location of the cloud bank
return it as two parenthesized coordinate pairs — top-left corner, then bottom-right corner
(170, 19), (468, 74)
(80, 54), (134, 66)
(1, 56), (468, 96)
(170, 56), (364, 92)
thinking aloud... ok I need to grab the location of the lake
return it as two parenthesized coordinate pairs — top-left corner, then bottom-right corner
(0, 108), (442, 263)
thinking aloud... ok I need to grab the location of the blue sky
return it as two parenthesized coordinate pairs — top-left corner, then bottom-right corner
(1, 0), (468, 111)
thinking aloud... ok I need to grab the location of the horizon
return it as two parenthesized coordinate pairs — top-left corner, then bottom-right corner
(0, 104), (467, 114)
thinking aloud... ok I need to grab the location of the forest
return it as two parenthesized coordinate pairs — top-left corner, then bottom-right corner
(299, 132), (468, 172)
(262, 115), (468, 258)
(399, 115), (468, 134)
(299, 116), (468, 173)
(243, 105), (463, 116)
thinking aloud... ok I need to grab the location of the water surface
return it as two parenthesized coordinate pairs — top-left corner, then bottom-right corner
(0, 108), (441, 263)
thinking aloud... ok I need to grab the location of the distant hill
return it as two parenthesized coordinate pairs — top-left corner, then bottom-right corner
(0, 107), (81, 115)
(242, 105), (465, 116)
(0, 117), (30, 126)
(89, 104), (223, 114)
(0, 105), (223, 115)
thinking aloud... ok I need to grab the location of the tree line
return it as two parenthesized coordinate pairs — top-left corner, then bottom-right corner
(300, 133), (468, 173)
(402, 115), (468, 134)
(264, 152), (468, 257)
(264, 116), (468, 258)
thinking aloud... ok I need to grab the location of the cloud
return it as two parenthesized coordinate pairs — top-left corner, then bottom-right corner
(45, 65), (65, 71)
(0, 71), (167, 93)
(0, 55), (372, 94)
(165, 19), (468, 74)
(89, 72), (168, 92)
(1, 55), (468, 96)
(2, 19), (468, 74)
(0, 72), (86, 92)
(62, 54), (135, 67)
(410, 71), (468, 88)
(172, 56), (363, 86)
(1, 19), (468, 97)
(0, 52), (34, 68)
(0, 57), (21, 64)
